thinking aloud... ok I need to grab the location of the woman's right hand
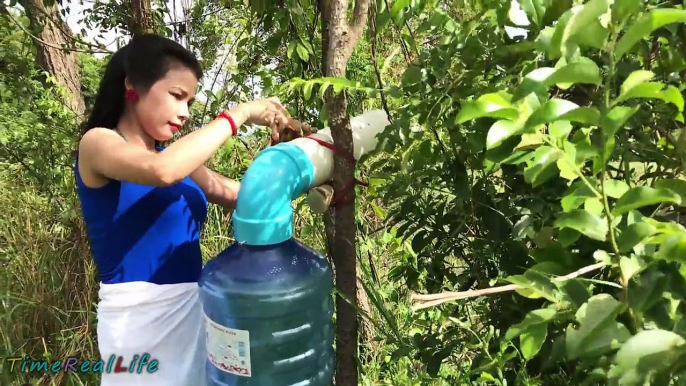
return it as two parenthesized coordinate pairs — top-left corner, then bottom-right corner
(240, 97), (292, 141)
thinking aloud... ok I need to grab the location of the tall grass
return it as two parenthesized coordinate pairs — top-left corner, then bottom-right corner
(2, 172), (99, 386)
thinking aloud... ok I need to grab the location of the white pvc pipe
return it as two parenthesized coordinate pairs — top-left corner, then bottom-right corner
(289, 109), (391, 187)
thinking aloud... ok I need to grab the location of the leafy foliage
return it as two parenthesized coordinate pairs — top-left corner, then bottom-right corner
(362, 0), (686, 384)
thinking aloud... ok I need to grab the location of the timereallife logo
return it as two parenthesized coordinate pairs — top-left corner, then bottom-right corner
(6, 354), (159, 375)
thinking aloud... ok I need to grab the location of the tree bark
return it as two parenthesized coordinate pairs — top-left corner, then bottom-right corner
(19, 0), (86, 117)
(320, 1), (371, 385)
(131, 0), (155, 35)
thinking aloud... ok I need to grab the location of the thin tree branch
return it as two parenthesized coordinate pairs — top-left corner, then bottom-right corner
(369, 1), (392, 124)
(383, 0), (411, 63)
(410, 262), (607, 311)
(348, 0), (371, 44)
(28, 0), (113, 53)
(5, 10), (110, 54)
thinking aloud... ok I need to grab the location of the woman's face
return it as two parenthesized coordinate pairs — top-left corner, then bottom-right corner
(133, 65), (198, 141)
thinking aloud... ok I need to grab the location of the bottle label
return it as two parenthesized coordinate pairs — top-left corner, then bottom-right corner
(204, 313), (252, 377)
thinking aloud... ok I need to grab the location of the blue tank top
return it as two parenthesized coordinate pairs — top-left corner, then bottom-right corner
(74, 147), (208, 285)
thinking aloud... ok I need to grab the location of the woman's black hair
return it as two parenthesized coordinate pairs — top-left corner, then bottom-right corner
(80, 33), (203, 135)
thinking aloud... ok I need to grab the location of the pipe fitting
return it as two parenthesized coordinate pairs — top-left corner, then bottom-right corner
(232, 110), (391, 246)
(232, 143), (315, 245)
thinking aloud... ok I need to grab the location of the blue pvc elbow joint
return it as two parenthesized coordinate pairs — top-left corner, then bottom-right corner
(232, 142), (315, 245)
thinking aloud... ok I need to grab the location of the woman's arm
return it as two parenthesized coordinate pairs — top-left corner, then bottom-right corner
(191, 166), (240, 210)
(79, 99), (289, 188)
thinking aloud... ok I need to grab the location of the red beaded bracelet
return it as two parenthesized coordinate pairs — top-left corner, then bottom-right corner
(215, 111), (237, 136)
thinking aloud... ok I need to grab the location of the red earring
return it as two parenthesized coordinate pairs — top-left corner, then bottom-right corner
(125, 89), (138, 101)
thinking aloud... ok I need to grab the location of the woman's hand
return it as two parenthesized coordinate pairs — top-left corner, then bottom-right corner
(234, 97), (315, 143)
(274, 119), (316, 143)
(238, 97), (291, 140)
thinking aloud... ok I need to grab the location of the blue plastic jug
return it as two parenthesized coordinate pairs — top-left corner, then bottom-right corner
(199, 142), (335, 385)
(199, 239), (334, 385)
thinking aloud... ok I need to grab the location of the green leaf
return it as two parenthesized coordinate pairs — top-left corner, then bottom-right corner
(534, 227), (555, 248)
(593, 250), (613, 265)
(330, 78), (351, 95)
(287, 40), (297, 59)
(615, 9), (686, 59)
(570, 20), (609, 49)
(296, 43), (309, 61)
(619, 255), (645, 282)
(558, 227), (581, 246)
(530, 261), (568, 276)
(641, 218), (686, 243)
(401, 65), (424, 86)
(506, 270), (559, 302)
(376, 8), (392, 31)
(521, 323), (548, 360)
(559, 139), (579, 174)
(476, 372), (498, 383)
(603, 179), (629, 198)
(619, 70), (655, 96)
(519, 0), (547, 26)
(549, 120), (572, 139)
(264, 35), (282, 53)
(612, 0), (643, 23)
(512, 59), (602, 102)
(601, 105), (639, 136)
(302, 81), (314, 100)
(557, 152), (578, 181)
(318, 82), (331, 99)
(584, 197), (604, 216)
(505, 308), (557, 341)
(562, 180), (599, 211)
(391, 0), (410, 26)
(560, 0), (612, 49)
(560, 107), (602, 124)
(628, 267), (669, 313)
(558, 279), (591, 309)
(456, 94), (519, 124)
(486, 120), (521, 149)
(554, 209), (608, 241)
(524, 146), (563, 187)
(525, 99), (599, 129)
(513, 67), (556, 102)
(614, 329), (686, 380)
(656, 233), (686, 263)
(514, 132), (546, 151)
(615, 82), (684, 112)
(547, 9), (575, 58)
(546, 58), (602, 87)
(565, 294), (630, 360)
(512, 214), (536, 240)
(543, 0), (574, 25)
(411, 230), (431, 254)
(653, 178), (686, 207)
(617, 222), (657, 253)
(612, 187), (682, 216)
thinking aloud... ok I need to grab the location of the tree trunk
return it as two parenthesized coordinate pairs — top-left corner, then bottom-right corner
(19, 0), (86, 117)
(320, 1), (371, 385)
(131, 0), (155, 35)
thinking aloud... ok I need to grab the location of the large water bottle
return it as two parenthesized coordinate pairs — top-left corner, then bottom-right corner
(199, 238), (334, 385)
(199, 110), (391, 386)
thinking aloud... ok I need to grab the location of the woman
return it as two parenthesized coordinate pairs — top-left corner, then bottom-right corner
(75, 33), (300, 385)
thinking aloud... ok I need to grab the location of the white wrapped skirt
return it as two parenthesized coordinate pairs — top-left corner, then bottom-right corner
(95, 281), (206, 386)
